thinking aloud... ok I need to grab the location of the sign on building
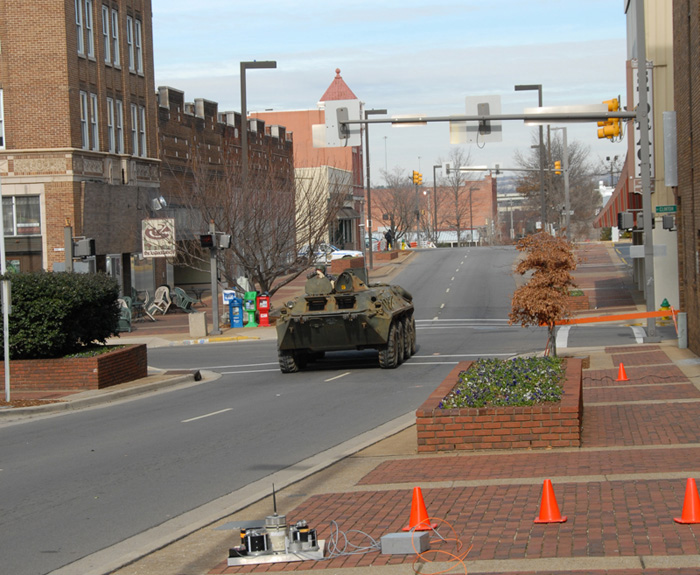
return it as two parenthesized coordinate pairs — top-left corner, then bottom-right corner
(142, 218), (176, 258)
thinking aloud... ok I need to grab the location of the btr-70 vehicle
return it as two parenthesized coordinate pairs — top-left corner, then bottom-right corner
(275, 269), (415, 373)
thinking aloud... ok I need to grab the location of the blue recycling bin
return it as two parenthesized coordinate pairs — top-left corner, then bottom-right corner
(228, 296), (243, 328)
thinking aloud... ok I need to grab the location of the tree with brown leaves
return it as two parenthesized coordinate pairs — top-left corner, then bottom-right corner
(509, 232), (577, 356)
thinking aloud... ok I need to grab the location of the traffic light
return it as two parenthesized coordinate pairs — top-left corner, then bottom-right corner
(554, 160), (562, 175)
(199, 233), (215, 248)
(412, 171), (423, 185)
(598, 98), (621, 140)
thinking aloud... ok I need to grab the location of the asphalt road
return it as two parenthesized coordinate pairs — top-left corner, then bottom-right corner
(0, 246), (656, 575)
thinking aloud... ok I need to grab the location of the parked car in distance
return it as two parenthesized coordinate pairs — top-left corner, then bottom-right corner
(299, 243), (363, 263)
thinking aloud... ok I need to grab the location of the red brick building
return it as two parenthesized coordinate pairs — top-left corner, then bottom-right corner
(673, 0), (700, 353)
(369, 175), (498, 246)
(251, 69), (364, 251)
(156, 86), (295, 286)
(0, 0), (160, 290)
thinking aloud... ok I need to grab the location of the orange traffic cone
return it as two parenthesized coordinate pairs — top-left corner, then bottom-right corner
(674, 478), (700, 524)
(534, 479), (567, 524)
(402, 487), (437, 531)
(616, 363), (629, 382)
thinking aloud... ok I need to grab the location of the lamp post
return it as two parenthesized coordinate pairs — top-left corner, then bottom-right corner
(432, 164), (440, 244)
(552, 127), (571, 236)
(514, 84), (546, 229)
(364, 108), (387, 272)
(240, 61), (276, 188)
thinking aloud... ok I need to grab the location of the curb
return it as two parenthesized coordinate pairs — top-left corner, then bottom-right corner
(0, 371), (215, 420)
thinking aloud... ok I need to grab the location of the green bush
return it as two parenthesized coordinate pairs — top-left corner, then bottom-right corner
(0, 271), (121, 359)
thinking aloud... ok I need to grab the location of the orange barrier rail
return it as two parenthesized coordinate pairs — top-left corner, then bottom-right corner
(555, 308), (679, 326)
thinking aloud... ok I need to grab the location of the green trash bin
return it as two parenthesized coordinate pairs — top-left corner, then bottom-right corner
(243, 291), (258, 327)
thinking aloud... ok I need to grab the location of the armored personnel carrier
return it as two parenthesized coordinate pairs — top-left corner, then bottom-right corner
(276, 269), (416, 373)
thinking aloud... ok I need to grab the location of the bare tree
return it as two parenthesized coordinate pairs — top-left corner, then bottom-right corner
(164, 140), (349, 296)
(375, 167), (417, 245)
(439, 147), (477, 246)
(513, 133), (602, 240)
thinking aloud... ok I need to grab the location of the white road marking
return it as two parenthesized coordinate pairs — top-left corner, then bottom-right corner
(556, 325), (571, 349)
(632, 326), (646, 343)
(197, 362), (279, 370)
(440, 303), (445, 309)
(445, 288), (450, 293)
(325, 372), (351, 382)
(182, 408), (233, 423)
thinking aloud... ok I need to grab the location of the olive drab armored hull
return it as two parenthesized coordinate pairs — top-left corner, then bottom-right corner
(276, 270), (416, 373)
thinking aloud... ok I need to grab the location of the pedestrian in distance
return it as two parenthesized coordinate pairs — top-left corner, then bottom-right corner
(384, 229), (394, 250)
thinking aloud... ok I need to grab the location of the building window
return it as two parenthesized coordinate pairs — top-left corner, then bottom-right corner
(80, 91), (89, 149)
(106, 97), (115, 153)
(134, 19), (144, 74)
(139, 106), (146, 157)
(75, 0), (85, 55)
(126, 15), (135, 72)
(85, 0), (95, 58)
(3, 196), (41, 237)
(115, 99), (124, 153)
(111, 9), (120, 67)
(90, 93), (99, 151)
(0, 89), (5, 149)
(102, 5), (111, 64)
(130, 103), (138, 155)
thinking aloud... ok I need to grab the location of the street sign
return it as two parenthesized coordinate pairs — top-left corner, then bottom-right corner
(655, 205), (677, 213)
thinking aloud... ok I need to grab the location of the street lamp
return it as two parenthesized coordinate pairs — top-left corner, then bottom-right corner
(514, 84), (546, 229)
(552, 127), (571, 236)
(240, 60), (276, 188)
(432, 164), (440, 244)
(364, 108), (387, 273)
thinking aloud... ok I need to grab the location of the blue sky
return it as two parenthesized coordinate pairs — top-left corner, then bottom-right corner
(151, 0), (629, 182)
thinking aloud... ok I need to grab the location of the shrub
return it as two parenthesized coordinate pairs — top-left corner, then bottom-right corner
(0, 271), (121, 359)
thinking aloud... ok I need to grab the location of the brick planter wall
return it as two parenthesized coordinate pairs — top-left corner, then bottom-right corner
(567, 294), (590, 311)
(373, 251), (399, 262)
(416, 358), (583, 452)
(0, 344), (148, 391)
(330, 256), (365, 275)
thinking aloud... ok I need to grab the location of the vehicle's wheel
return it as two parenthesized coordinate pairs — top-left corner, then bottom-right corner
(396, 320), (405, 364)
(402, 316), (412, 359)
(378, 321), (398, 369)
(278, 349), (299, 373)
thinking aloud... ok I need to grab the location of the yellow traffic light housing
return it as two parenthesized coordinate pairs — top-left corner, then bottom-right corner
(597, 98), (622, 141)
(554, 160), (562, 175)
(416, 172), (423, 185)
(412, 171), (423, 185)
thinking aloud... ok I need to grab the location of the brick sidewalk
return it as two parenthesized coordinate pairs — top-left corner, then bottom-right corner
(211, 343), (700, 574)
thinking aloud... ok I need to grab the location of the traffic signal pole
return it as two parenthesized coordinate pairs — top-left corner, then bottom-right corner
(633, 0), (657, 341)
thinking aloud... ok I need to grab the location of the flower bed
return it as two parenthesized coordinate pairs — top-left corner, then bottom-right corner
(0, 344), (148, 392)
(416, 358), (583, 452)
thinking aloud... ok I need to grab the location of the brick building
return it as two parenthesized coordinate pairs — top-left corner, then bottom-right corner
(673, 0), (700, 354)
(0, 0), (160, 291)
(156, 86), (294, 287)
(251, 69), (364, 251)
(369, 175), (498, 246)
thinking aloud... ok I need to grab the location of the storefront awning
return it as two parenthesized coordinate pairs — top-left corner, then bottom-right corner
(337, 207), (360, 219)
(593, 157), (641, 228)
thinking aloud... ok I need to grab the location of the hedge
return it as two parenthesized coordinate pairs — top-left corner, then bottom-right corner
(0, 271), (121, 359)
